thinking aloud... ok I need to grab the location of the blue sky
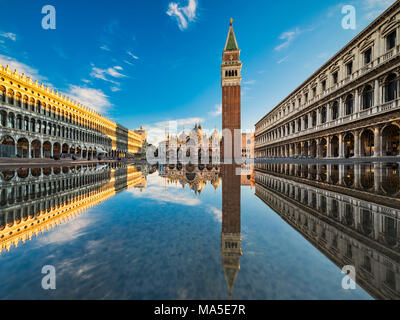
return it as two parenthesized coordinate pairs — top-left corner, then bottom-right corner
(0, 0), (395, 144)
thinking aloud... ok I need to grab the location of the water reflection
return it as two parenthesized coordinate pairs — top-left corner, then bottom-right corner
(255, 162), (400, 299)
(0, 163), (150, 254)
(160, 163), (244, 298)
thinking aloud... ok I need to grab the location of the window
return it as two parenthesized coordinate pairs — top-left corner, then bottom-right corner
(304, 115), (308, 129)
(312, 87), (316, 97)
(322, 80), (326, 91)
(321, 107), (327, 124)
(346, 62), (353, 76)
(345, 95), (354, 115)
(312, 111), (317, 127)
(362, 85), (373, 110)
(305, 93), (308, 102)
(364, 48), (372, 64)
(386, 30), (396, 51)
(298, 98), (301, 108)
(332, 101), (339, 120)
(333, 72), (338, 84)
(385, 73), (398, 102)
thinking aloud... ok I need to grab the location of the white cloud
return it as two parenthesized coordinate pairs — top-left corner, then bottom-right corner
(90, 64), (128, 90)
(143, 117), (204, 145)
(364, 0), (395, 20)
(100, 44), (111, 51)
(167, 0), (198, 31)
(67, 85), (112, 114)
(277, 56), (289, 64)
(110, 86), (121, 92)
(0, 54), (49, 84)
(274, 27), (301, 51)
(208, 206), (222, 222)
(244, 80), (256, 85)
(208, 104), (222, 117)
(127, 51), (139, 60)
(0, 32), (16, 41)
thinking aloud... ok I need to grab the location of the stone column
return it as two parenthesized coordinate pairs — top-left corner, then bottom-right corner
(316, 138), (321, 158)
(316, 108), (321, 126)
(308, 113), (313, 129)
(374, 79), (380, 107)
(354, 164), (361, 188)
(354, 130), (360, 158)
(327, 136), (332, 158)
(354, 89), (360, 114)
(339, 97), (344, 118)
(338, 164), (345, 185)
(374, 162), (382, 193)
(373, 126), (382, 157)
(339, 134), (345, 158)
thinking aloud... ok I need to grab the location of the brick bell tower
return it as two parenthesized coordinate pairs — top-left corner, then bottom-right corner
(221, 18), (242, 160)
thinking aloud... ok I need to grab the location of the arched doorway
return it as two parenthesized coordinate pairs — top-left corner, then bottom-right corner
(31, 140), (41, 158)
(17, 138), (29, 158)
(361, 130), (374, 157)
(310, 140), (317, 158)
(70, 146), (75, 155)
(382, 125), (400, 156)
(331, 136), (339, 158)
(0, 135), (15, 158)
(62, 144), (69, 155)
(344, 133), (354, 158)
(53, 143), (61, 159)
(76, 146), (81, 158)
(43, 141), (52, 158)
(319, 138), (327, 158)
(382, 163), (400, 196)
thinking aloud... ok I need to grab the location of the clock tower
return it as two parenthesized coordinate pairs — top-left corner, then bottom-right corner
(221, 19), (242, 161)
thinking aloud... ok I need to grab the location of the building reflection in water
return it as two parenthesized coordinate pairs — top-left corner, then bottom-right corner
(162, 163), (245, 299)
(0, 163), (148, 254)
(255, 162), (400, 300)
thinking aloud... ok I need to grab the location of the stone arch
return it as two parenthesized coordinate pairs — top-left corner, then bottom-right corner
(362, 84), (374, 110)
(382, 163), (400, 196)
(384, 72), (398, 102)
(382, 124), (400, 156)
(344, 133), (355, 158)
(31, 140), (41, 158)
(0, 135), (15, 158)
(319, 138), (327, 158)
(53, 142), (61, 158)
(361, 129), (375, 157)
(331, 136), (339, 158)
(43, 141), (52, 158)
(17, 138), (29, 158)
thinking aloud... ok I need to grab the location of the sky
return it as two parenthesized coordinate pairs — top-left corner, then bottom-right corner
(0, 0), (396, 144)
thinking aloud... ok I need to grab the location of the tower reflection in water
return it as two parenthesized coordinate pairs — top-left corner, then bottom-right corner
(221, 165), (243, 299)
(255, 162), (400, 300)
(0, 163), (149, 254)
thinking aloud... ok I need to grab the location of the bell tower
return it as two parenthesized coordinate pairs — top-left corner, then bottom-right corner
(221, 18), (242, 159)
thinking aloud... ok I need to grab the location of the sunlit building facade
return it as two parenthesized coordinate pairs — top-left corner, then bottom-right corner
(0, 65), (143, 159)
(255, 2), (400, 159)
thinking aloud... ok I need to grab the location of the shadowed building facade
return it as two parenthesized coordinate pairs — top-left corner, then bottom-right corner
(255, 2), (400, 160)
(255, 162), (400, 299)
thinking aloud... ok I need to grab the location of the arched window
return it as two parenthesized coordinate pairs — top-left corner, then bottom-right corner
(362, 85), (373, 110)
(345, 95), (354, 115)
(384, 73), (398, 102)
(225, 71), (228, 77)
(312, 111), (317, 127)
(321, 106), (327, 123)
(332, 101), (339, 120)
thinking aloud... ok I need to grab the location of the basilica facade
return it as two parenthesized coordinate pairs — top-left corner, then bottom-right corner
(0, 65), (144, 160)
(255, 1), (400, 160)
